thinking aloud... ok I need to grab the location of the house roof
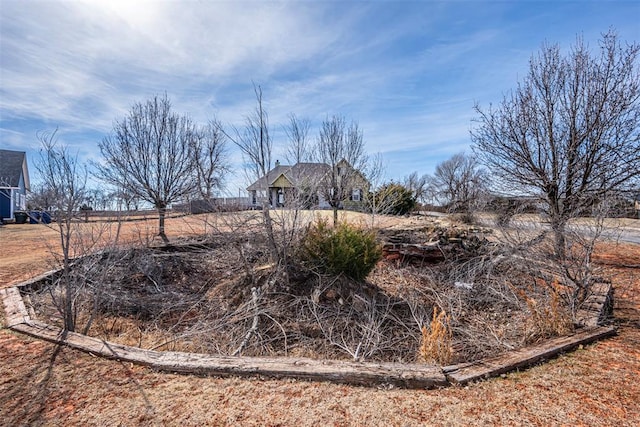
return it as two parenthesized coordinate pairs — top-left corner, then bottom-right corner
(246, 164), (293, 191)
(287, 162), (331, 184)
(247, 162), (332, 191)
(0, 149), (29, 190)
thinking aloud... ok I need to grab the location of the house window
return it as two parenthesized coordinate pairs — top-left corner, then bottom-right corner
(351, 189), (361, 202)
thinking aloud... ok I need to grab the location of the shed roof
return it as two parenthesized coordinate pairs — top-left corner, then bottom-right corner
(0, 149), (29, 190)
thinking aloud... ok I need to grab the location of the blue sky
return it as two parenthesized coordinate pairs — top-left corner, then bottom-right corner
(1, 0), (639, 195)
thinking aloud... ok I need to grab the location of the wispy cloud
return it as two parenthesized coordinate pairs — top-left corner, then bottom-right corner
(1, 0), (638, 189)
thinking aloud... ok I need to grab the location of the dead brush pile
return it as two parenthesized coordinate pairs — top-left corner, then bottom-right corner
(24, 226), (575, 364)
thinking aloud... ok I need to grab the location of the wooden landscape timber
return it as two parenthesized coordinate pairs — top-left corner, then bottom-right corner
(0, 286), (30, 327)
(381, 226), (492, 264)
(383, 242), (445, 263)
(0, 261), (618, 389)
(443, 281), (617, 384)
(2, 286), (446, 389)
(14, 319), (448, 389)
(443, 325), (617, 384)
(576, 282), (614, 327)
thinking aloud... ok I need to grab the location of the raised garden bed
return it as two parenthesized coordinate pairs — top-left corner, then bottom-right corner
(0, 225), (617, 389)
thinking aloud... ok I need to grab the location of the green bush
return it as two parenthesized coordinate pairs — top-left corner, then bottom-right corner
(373, 183), (416, 215)
(302, 218), (382, 281)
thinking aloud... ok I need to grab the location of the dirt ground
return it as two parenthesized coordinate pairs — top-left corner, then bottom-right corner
(1, 214), (639, 426)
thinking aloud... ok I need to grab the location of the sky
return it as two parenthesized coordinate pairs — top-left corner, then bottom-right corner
(1, 0), (639, 196)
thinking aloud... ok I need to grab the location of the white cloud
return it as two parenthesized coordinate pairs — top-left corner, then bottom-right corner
(2, 0), (639, 189)
(0, 1), (343, 131)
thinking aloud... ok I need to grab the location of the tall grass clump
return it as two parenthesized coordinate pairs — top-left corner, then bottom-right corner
(302, 218), (382, 281)
(524, 287), (573, 343)
(418, 307), (453, 365)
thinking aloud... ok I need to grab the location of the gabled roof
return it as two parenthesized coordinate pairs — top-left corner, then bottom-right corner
(247, 164), (293, 191)
(0, 149), (30, 190)
(287, 162), (331, 185)
(247, 162), (332, 191)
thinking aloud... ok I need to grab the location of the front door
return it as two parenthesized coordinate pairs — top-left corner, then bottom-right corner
(0, 189), (12, 220)
(278, 189), (284, 206)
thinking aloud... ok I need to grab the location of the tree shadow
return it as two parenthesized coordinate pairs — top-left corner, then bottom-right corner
(2, 332), (66, 426)
(0, 330), (156, 425)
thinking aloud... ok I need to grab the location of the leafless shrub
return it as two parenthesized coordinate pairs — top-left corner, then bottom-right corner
(298, 279), (417, 362)
(26, 218), (588, 365)
(34, 129), (126, 332)
(431, 153), (489, 220)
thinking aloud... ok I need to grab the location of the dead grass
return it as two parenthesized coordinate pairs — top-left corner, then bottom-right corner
(521, 286), (573, 343)
(418, 307), (453, 365)
(1, 213), (639, 426)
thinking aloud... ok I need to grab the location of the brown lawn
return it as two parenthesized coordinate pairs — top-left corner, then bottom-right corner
(1, 214), (639, 426)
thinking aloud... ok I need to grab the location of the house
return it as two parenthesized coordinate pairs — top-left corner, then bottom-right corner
(0, 149), (30, 222)
(247, 160), (368, 209)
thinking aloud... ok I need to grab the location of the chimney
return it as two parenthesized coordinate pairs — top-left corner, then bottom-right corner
(275, 159), (280, 167)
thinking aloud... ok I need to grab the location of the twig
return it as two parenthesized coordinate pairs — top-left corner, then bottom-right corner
(232, 287), (260, 356)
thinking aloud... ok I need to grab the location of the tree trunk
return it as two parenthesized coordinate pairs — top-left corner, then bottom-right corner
(63, 271), (75, 332)
(60, 221), (76, 332)
(551, 218), (567, 261)
(262, 205), (280, 263)
(333, 206), (338, 227)
(158, 206), (169, 243)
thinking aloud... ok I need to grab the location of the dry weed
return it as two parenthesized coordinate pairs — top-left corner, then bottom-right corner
(418, 307), (453, 365)
(523, 286), (573, 343)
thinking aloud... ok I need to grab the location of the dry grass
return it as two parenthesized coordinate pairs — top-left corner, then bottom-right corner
(1, 213), (639, 426)
(418, 307), (453, 365)
(520, 286), (574, 344)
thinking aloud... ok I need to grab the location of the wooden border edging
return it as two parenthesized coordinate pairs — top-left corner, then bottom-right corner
(9, 319), (447, 389)
(1, 284), (446, 389)
(576, 282), (614, 327)
(1, 287), (30, 327)
(1, 274), (618, 389)
(444, 326), (617, 384)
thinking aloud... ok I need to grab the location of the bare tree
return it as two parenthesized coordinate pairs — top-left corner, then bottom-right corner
(36, 129), (88, 331)
(27, 182), (57, 211)
(403, 171), (434, 207)
(83, 188), (111, 211)
(284, 113), (312, 164)
(231, 84), (273, 182)
(363, 153), (407, 226)
(362, 152), (384, 226)
(472, 31), (640, 259)
(98, 94), (198, 243)
(110, 187), (140, 211)
(227, 84), (279, 262)
(190, 118), (229, 200)
(472, 31), (640, 313)
(315, 115), (369, 226)
(432, 153), (488, 216)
